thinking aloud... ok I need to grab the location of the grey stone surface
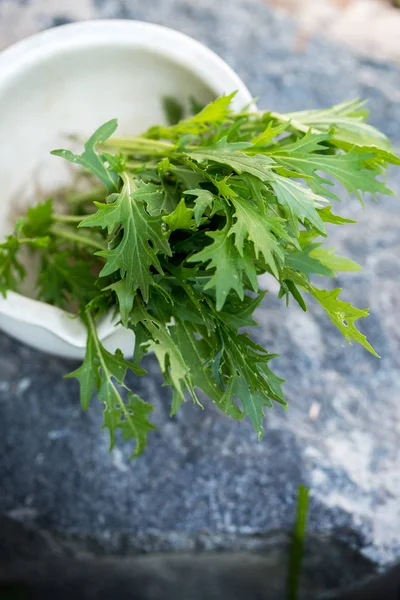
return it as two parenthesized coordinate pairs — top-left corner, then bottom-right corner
(0, 516), (377, 599)
(2, 516), (400, 599)
(0, 0), (400, 585)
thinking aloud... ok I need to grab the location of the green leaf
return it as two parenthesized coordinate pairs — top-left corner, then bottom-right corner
(52, 119), (120, 193)
(105, 279), (135, 327)
(285, 245), (335, 277)
(37, 252), (99, 309)
(162, 199), (196, 232)
(184, 188), (215, 226)
(277, 99), (392, 150)
(17, 198), (54, 238)
(186, 93), (235, 125)
(65, 330), (98, 410)
(252, 120), (289, 146)
(0, 234), (50, 297)
(218, 292), (266, 329)
(274, 130), (331, 154)
(318, 206), (357, 225)
(0, 237), (26, 296)
(258, 363), (286, 406)
(309, 287), (379, 356)
(132, 181), (167, 216)
(233, 375), (272, 439)
(282, 268), (377, 356)
(212, 175), (238, 199)
(162, 96), (184, 125)
(268, 174), (327, 235)
(309, 247), (361, 273)
(189, 142), (275, 182)
(132, 305), (198, 405)
(170, 166), (207, 189)
(188, 229), (257, 310)
(279, 278), (308, 312)
(218, 329), (286, 438)
(80, 181), (171, 302)
(171, 320), (225, 408)
(229, 196), (286, 277)
(66, 313), (150, 456)
(117, 392), (157, 459)
(351, 145), (400, 167)
(153, 94), (236, 138)
(272, 146), (393, 200)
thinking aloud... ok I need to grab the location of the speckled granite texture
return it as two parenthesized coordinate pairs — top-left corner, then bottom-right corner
(1, 0), (400, 574)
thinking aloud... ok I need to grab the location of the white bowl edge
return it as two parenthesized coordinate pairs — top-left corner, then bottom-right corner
(0, 20), (254, 358)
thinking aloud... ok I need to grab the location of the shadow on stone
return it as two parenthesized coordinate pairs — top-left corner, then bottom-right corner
(1, 517), (399, 600)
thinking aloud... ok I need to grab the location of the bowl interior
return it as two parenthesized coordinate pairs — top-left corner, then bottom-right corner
(0, 42), (217, 240)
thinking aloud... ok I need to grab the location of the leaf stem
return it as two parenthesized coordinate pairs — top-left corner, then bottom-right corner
(101, 136), (175, 152)
(50, 225), (106, 251)
(66, 187), (105, 207)
(53, 215), (84, 223)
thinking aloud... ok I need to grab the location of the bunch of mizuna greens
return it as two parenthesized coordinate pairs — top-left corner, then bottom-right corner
(1, 93), (399, 457)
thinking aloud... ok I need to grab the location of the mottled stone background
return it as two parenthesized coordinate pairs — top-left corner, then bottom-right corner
(0, 0), (399, 582)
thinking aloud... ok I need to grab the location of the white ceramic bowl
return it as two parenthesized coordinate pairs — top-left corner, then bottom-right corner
(0, 20), (253, 359)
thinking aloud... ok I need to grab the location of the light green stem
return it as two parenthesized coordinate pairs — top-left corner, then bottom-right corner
(53, 215), (84, 223)
(66, 188), (105, 206)
(50, 225), (106, 251)
(101, 136), (174, 153)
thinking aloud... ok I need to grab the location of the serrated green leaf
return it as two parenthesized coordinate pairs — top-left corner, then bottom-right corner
(65, 331), (98, 410)
(138, 313), (199, 405)
(153, 93), (236, 138)
(274, 130), (331, 154)
(318, 206), (357, 225)
(218, 292), (266, 329)
(188, 229), (257, 310)
(189, 145), (275, 182)
(37, 252), (99, 309)
(309, 287), (378, 356)
(268, 174), (327, 235)
(285, 245), (334, 277)
(282, 268), (378, 356)
(309, 247), (361, 273)
(80, 180), (171, 302)
(258, 363), (286, 407)
(171, 320), (225, 407)
(105, 279), (135, 327)
(170, 165), (207, 189)
(132, 181), (166, 216)
(186, 92), (235, 124)
(51, 119), (120, 193)
(272, 146), (392, 200)
(229, 196), (286, 277)
(252, 120), (289, 146)
(218, 329), (284, 437)
(17, 198), (54, 238)
(276, 99), (392, 151)
(233, 375), (271, 439)
(351, 145), (400, 167)
(66, 313), (150, 456)
(118, 392), (156, 459)
(184, 188), (215, 226)
(162, 199), (196, 232)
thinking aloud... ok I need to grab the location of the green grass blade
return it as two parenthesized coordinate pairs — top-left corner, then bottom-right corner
(287, 484), (310, 600)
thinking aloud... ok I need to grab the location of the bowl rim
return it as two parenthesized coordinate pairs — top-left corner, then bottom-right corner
(0, 19), (254, 347)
